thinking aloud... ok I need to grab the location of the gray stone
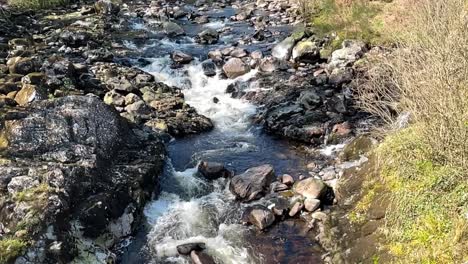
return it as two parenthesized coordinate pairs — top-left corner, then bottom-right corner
(177, 242), (206, 255)
(243, 205), (275, 230)
(304, 198), (320, 212)
(222, 58), (250, 79)
(229, 164), (275, 202)
(272, 37), (295, 61)
(293, 178), (326, 199)
(198, 161), (231, 180)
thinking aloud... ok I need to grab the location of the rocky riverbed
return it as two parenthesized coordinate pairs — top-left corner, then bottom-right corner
(0, 0), (380, 263)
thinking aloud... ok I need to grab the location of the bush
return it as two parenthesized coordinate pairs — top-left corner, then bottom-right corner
(357, 0), (468, 168)
(0, 239), (27, 263)
(7, 0), (69, 9)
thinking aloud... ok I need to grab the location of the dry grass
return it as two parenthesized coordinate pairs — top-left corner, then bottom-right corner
(357, 0), (468, 168)
(7, 0), (69, 9)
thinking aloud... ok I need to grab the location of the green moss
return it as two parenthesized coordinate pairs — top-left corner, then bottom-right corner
(0, 238), (27, 263)
(13, 183), (50, 203)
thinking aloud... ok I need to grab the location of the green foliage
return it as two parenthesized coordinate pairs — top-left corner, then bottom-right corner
(310, 0), (387, 52)
(375, 126), (468, 263)
(7, 0), (68, 9)
(13, 183), (50, 203)
(0, 238), (27, 264)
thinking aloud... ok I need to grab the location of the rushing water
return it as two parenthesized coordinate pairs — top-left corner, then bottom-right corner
(118, 7), (325, 264)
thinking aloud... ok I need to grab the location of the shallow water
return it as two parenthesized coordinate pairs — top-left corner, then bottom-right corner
(118, 6), (324, 264)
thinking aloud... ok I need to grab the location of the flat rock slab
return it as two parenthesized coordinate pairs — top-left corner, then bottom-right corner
(177, 242), (206, 255)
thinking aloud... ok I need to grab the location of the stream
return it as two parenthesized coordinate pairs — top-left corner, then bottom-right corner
(117, 5), (326, 264)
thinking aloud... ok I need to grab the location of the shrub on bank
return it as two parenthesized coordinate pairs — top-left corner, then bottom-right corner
(354, 0), (468, 262)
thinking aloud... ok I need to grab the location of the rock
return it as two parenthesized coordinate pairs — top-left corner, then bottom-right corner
(299, 90), (321, 110)
(190, 250), (216, 264)
(85, 48), (114, 63)
(198, 161), (231, 180)
(327, 94), (347, 114)
(124, 93), (142, 105)
(95, 0), (120, 15)
(173, 8), (188, 19)
(304, 198), (321, 212)
(329, 40), (367, 69)
(225, 80), (248, 98)
(281, 174), (294, 186)
(208, 50), (222, 61)
(0, 95), (165, 262)
(201, 60), (217, 77)
(163, 21), (185, 36)
(196, 29), (219, 44)
(271, 182), (289, 192)
(259, 56), (278, 72)
(21, 72), (45, 85)
(7, 57), (37, 75)
(59, 30), (91, 48)
(212, 97), (219, 103)
(229, 164), (275, 202)
(0, 82), (20, 95)
(328, 67), (354, 86)
(7, 176), (39, 194)
(293, 178), (326, 199)
(172, 51), (193, 64)
(289, 201), (304, 217)
(222, 58), (250, 79)
(194, 15), (210, 24)
(243, 205), (275, 230)
(339, 135), (374, 161)
(177, 242), (206, 255)
(14, 84), (48, 106)
(332, 122), (352, 137)
(292, 39), (320, 63)
(251, 50), (263, 60)
(230, 48), (248, 58)
(104, 90), (125, 106)
(270, 197), (290, 216)
(272, 37), (295, 61)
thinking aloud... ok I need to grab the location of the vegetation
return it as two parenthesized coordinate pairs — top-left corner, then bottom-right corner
(7, 0), (69, 9)
(348, 0), (468, 262)
(0, 238), (27, 264)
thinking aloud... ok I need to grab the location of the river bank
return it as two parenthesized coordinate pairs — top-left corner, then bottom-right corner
(0, 0), (382, 263)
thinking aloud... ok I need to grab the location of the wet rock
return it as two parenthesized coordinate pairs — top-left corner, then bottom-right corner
(172, 51), (193, 64)
(196, 29), (219, 44)
(208, 50), (222, 62)
(163, 21), (185, 36)
(251, 50), (263, 60)
(270, 197), (290, 216)
(271, 182), (289, 192)
(329, 40), (367, 69)
(289, 202), (304, 217)
(327, 94), (347, 114)
(194, 15), (210, 24)
(177, 242), (206, 255)
(304, 198), (320, 212)
(190, 250), (216, 264)
(198, 161), (231, 180)
(328, 67), (354, 86)
(281, 174), (294, 186)
(272, 37), (295, 61)
(172, 7), (188, 19)
(14, 84), (48, 106)
(222, 58), (250, 79)
(201, 60), (217, 77)
(225, 80), (248, 98)
(243, 205), (275, 230)
(230, 164), (275, 202)
(85, 48), (114, 63)
(339, 135), (374, 161)
(293, 178), (326, 200)
(212, 97), (219, 103)
(292, 39), (320, 63)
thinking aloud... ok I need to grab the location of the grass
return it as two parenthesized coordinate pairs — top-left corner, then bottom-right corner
(374, 126), (468, 263)
(0, 238), (27, 264)
(7, 0), (69, 9)
(302, 0), (390, 53)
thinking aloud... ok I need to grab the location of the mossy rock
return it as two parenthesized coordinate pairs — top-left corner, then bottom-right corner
(0, 238), (27, 264)
(340, 135), (374, 161)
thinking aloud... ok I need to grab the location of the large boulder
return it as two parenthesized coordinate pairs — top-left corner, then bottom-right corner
(0, 95), (165, 263)
(222, 58), (250, 79)
(198, 161), (231, 180)
(196, 29), (219, 44)
(201, 60), (217, 77)
(163, 21), (185, 36)
(242, 205), (275, 230)
(328, 40), (367, 69)
(190, 250), (216, 264)
(292, 39), (320, 63)
(229, 164), (275, 202)
(293, 178), (326, 199)
(272, 37), (295, 61)
(172, 51), (193, 64)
